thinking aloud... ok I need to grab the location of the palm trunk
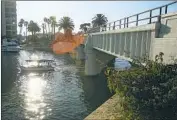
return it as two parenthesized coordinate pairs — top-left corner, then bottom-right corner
(31, 32), (33, 41)
(48, 23), (51, 39)
(53, 24), (55, 40)
(34, 32), (36, 42)
(19, 27), (22, 35)
(51, 25), (53, 35)
(45, 24), (48, 38)
(42, 27), (45, 37)
(51, 25), (53, 40)
(26, 26), (28, 41)
(48, 24), (50, 34)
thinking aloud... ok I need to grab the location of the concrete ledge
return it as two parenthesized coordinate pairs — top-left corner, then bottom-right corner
(91, 23), (160, 35)
(84, 95), (121, 120)
(161, 12), (177, 18)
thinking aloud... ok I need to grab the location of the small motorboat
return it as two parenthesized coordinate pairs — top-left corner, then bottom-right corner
(21, 59), (55, 71)
(114, 58), (131, 71)
(1, 38), (20, 52)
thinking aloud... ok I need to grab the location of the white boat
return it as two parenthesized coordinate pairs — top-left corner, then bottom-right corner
(21, 66), (54, 71)
(1, 38), (20, 52)
(21, 59), (55, 71)
(114, 58), (131, 71)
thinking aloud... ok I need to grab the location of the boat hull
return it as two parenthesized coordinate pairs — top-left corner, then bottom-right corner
(2, 46), (20, 52)
(21, 66), (54, 71)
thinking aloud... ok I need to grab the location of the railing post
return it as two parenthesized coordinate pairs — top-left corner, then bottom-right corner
(159, 7), (162, 15)
(165, 5), (168, 14)
(136, 15), (138, 26)
(105, 25), (107, 31)
(158, 7), (162, 23)
(127, 17), (129, 28)
(149, 10), (152, 24)
(124, 18), (126, 28)
(157, 15), (161, 23)
(113, 22), (115, 30)
(119, 20), (121, 29)
(109, 23), (111, 30)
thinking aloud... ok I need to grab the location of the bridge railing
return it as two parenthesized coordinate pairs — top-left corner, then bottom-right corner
(87, 1), (177, 33)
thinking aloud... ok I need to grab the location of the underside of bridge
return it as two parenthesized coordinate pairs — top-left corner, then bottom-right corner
(76, 11), (177, 76)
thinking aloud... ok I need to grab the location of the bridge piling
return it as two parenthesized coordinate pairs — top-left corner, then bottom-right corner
(75, 45), (85, 60)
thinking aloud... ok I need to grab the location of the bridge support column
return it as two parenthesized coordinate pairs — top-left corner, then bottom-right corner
(76, 45), (85, 60)
(85, 50), (99, 76)
(84, 35), (99, 76)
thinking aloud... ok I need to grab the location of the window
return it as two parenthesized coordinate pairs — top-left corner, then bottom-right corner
(6, 20), (11, 24)
(12, 21), (16, 25)
(10, 8), (16, 12)
(12, 26), (16, 30)
(12, 31), (17, 36)
(5, 2), (15, 7)
(5, 13), (16, 19)
(6, 31), (11, 37)
(5, 8), (10, 12)
(6, 25), (11, 30)
(5, 14), (11, 18)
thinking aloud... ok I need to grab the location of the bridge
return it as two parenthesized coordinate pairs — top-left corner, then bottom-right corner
(74, 2), (177, 76)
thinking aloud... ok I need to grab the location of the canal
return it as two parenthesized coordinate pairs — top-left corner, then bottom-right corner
(1, 50), (112, 120)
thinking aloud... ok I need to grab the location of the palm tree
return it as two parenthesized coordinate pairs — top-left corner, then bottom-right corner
(58, 16), (74, 32)
(24, 21), (28, 40)
(46, 18), (51, 34)
(18, 19), (24, 35)
(42, 23), (45, 36)
(92, 14), (108, 27)
(28, 20), (41, 41)
(80, 23), (90, 33)
(50, 16), (57, 39)
(43, 17), (48, 34)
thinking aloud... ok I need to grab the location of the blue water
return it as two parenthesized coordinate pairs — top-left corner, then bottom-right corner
(1, 50), (112, 120)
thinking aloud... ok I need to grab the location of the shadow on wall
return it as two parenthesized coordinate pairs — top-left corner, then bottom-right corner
(94, 49), (116, 70)
(81, 72), (113, 112)
(159, 23), (171, 38)
(80, 55), (115, 112)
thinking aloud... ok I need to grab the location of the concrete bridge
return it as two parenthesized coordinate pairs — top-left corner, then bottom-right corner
(76, 2), (177, 76)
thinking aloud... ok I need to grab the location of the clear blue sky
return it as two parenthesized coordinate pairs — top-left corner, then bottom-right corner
(17, 1), (177, 34)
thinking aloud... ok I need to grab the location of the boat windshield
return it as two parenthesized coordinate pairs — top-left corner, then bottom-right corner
(25, 59), (55, 67)
(7, 44), (18, 46)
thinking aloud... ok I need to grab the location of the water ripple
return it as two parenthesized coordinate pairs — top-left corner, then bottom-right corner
(2, 50), (111, 120)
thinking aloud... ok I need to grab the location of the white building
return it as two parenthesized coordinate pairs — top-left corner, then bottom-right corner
(1, 1), (17, 38)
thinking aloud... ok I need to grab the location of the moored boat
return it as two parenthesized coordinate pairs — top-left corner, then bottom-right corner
(1, 38), (20, 52)
(21, 59), (55, 71)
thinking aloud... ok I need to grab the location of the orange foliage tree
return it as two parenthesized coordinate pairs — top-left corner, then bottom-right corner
(51, 29), (84, 54)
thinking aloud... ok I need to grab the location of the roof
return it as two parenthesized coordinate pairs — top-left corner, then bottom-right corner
(25, 59), (54, 63)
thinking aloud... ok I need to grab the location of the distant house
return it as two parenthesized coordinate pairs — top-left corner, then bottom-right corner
(36, 33), (43, 38)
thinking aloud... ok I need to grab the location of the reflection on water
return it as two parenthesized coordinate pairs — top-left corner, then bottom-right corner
(1, 50), (112, 120)
(23, 74), (47, 119)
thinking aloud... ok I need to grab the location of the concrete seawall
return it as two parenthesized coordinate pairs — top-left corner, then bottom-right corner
(84, 95), (123, 120)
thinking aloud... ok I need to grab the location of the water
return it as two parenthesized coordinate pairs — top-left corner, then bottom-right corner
(1, 50), (112, 120)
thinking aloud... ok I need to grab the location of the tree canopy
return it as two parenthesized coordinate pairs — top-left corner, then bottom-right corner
(28, 21), (41, 35)
(80, 23), (90, 33)
(58, 16), (74, 32)
(92, 14), (108, 27)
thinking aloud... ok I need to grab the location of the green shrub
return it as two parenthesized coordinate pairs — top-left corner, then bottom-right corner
(105, 53), (177, 120)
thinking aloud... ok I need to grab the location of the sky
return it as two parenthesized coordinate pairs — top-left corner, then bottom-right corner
(17, 1), (177, 34)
